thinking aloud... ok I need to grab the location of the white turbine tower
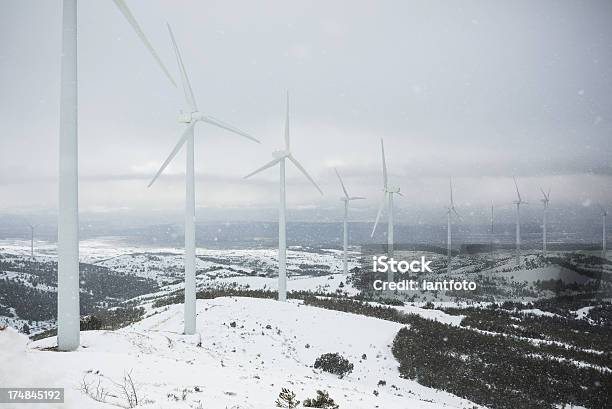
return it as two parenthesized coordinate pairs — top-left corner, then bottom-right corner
(334, 168), (365, 275)
(490, 201), (495, 260)
(446, 178), (461, 273)
(57, 0), (175, 351)
(512, 176), (527, 266)
(371, 139), (401, 282)
(601, 206), (608, 258)
(28, 223), (36, 260)
(244, 92), (323, 302)
(148, 24), (260, 335)
(540, 187), (551, 257)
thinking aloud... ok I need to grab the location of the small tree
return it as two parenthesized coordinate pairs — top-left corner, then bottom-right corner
(275, 388), (300, 408)
(303, 390), (339, 408)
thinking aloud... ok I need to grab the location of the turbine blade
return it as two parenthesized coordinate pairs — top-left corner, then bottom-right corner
(243, 157), (282, 179)
(539, 187), (547, 201)
(381, 139), (388, 188)
(148, 123), (195, 187)
(284, 90), (290, 151)
(334, 168), (349, 199)
(111, 0), (176, 87)
(288, 155), (323, 195)
(547, 187), (551, 200)
(371, 191), (387, 237)
(449, 177), (454, 206)
(452, 206), (462, 220)
(513, 176), (522, 202)
(349, 196), (366, 200)
(200, 115), (260, 144)
(166, 23), (197, 111)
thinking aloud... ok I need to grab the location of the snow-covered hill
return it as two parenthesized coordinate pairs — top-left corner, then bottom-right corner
(2, 297), (482, 409)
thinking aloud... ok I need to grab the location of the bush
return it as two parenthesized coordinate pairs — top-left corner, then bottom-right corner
(303, 390), (339, 408)
(314, 353), (353, 378)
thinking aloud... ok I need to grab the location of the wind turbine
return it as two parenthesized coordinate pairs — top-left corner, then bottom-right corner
(244, 92), (323, 302)
(446, 178), (461, 273)
(57, 0), (175, 351)
(334, 168), (365, 275)
(601, 206), (608, 258)
(540, 187), (551, 257)
(371, 139), (401, 282)
(28, 223), (36, 260)
(23, 218), (37, 260)
(512, 177), (528, 266)
(148, 24), (260, 335)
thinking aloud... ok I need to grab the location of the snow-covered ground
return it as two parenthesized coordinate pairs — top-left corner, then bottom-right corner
(2, 297), (483, 409)
(0, 238), (360, 283)
(503, 265), (592, 284)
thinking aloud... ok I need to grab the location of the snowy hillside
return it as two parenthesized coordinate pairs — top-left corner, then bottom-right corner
(2, 297), (482, 409)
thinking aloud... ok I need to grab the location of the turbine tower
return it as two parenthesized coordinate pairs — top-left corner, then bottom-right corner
(446, 178), (461, 273)
(334, 168), (365, 275)
(244, 92), (323, 301)
(148, 24), (260, 335)
(57, 0), (175, 351)
(601, 206), (608, 258)
(28, 223), (36, 260)
(512, 177), (527, 266)
(490, 201), (495, 260)
(540, 187), (551, 257)
(371, 139), (401, 282)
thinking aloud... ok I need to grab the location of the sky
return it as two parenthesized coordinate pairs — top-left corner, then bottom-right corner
(0, 0), (611, 222)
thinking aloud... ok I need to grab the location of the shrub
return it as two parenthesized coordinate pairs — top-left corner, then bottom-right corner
(303, 390), (339, 408)
(314, 353), (354, 378)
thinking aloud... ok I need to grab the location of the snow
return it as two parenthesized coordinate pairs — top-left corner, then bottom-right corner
(2, 298), (484, 409)
(575, 306), (595, 320)
(506, 266), (592, 284)
(394, 304), (464, 326)
(518, 308), (559, 318)
(213, 273), (358, 295)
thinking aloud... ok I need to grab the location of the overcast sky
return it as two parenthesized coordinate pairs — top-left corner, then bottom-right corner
(1, 0), (611, 220)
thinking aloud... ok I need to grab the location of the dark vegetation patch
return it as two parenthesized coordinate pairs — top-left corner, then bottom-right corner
(0, 259), (158, 322)
(443, 303), (612, 353)
(313, 353), (353, 378)
(31, 306), (145, 341)
(302, 297), (612, 409)
(151, 284), (403, 309)
(392, 321), (610, 409)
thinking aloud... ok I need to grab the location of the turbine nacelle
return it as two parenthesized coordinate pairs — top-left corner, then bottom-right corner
(272, 150), (291, 159)
(177, 111), (201, 123)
